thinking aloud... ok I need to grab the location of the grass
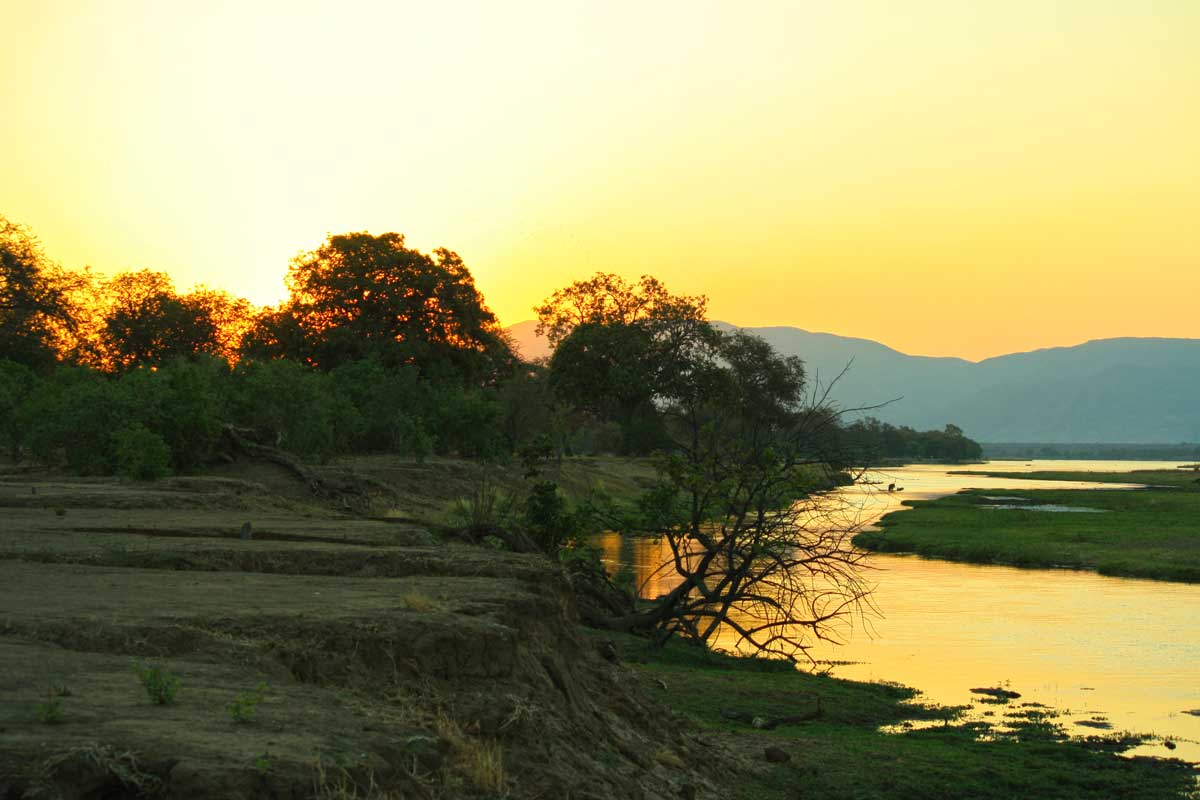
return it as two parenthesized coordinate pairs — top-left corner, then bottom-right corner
(35, 683), (67, 724)
(398, 591), (437, 612)
(435, 710), (507, 793)
(854, 469), (1200, 582)
(952, 468), (1200, 488)
(598, 631), (1199, 799)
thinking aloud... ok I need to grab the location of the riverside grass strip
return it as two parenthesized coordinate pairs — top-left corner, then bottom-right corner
(854, 469), (1200, 583)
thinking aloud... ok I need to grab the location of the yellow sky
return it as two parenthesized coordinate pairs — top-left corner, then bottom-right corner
(2, 1), (1196, 360)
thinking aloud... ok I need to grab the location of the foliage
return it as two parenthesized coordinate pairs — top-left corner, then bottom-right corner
(228, 682), (268, 724)
(534, 271), (707, 348)
(228, 359), (351, 461)
(608, 327), (870, 662)
(0, 359), (35, 459)
(242, 231), (515, 381)
(447, 468), (517, 530)
(154, 357), (229, 471)
(522, 480), (580, 554)
(114, 424), (172, 481)
(23, 367), (130, 474)
(135, 663), (180, 705)
(0, 215), (89, 369)
(538, 273), (717, 454)
(97, 270), (250, 370)
(841, 417), (983, 462)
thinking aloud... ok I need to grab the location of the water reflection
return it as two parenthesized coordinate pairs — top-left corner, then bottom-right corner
(593, 460), (1200, 760)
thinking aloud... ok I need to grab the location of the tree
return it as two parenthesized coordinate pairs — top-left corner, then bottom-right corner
(538, 273), (716, 453)
(97, 270), (248, 370)
(228, 359), (353, 461)
(547, 322), (662, 452)
(0, 359), (36, 459)
(534, 272), (707, 348)
(0, 216), (88, 368)
(244, 232), (514, 382)
(592, 328), (871, 664)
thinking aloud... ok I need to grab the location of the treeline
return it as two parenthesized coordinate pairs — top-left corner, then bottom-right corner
(981, 442), (1200, 461)
(839, 417), (982, 463)
(1, 213), (972, 479)
(0, 220), (611, 476)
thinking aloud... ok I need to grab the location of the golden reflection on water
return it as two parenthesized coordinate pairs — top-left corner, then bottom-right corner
(593, 461), (1200, 761)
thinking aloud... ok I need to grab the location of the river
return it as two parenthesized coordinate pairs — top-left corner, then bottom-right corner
(594, 460), (1200, 761)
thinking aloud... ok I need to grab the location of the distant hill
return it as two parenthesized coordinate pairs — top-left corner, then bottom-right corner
(506, 321), (1200, 443)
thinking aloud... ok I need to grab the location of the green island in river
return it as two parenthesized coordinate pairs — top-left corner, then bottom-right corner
(854, 468), (1200, 584)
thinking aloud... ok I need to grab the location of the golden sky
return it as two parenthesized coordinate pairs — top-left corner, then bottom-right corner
(2, 1), (1196, 360)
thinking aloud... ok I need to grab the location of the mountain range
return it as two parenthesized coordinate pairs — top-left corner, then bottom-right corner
(505, 321), (1200, 443)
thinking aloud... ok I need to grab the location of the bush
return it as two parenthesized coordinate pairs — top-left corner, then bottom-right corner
(228, 682), (267, 724)
(135, 663), (180, 705)
(230, 360), (347, 461)
(114, 425), (171, 481)
(523, 480), (577, 554)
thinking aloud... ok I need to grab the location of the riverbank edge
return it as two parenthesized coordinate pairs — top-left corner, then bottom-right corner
(590, 630), (1199, 799)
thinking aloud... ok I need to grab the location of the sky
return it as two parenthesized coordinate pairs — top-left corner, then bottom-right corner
(2, 0), (1197, 361)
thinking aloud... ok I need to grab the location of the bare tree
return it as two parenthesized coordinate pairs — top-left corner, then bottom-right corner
(594, 328), (876, 664)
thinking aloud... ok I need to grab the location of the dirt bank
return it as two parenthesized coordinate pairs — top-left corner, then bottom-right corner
(0, 468), (721, 799)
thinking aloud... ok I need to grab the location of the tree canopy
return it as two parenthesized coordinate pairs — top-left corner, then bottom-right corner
(538, 272), (717, 453)
(98, 270), (250, 370)
(534, 272), (708, 348)
(0, 216), (87, 368)
(245, 232), (514, 381)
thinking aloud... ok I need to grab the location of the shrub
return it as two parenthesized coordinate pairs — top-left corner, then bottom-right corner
(523, 480), (578, 554)
(228, 682), (268, 724)
(114, 425), (171, 481)
(135, 663), (180, 705)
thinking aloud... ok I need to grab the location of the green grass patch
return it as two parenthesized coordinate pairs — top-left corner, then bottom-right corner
(596, 632), (1198, 799)
(951, 468), (1200, 488)
(855, 471), (1200, 582)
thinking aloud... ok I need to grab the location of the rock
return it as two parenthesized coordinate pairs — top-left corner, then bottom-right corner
(764, 746), (790, 763)
(1164, 740), (1177, 750)
(598, 640), (619, 663)
(751, 716), (767, 729)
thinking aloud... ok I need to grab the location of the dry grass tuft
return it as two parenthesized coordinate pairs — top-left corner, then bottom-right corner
(399, 592), (436, 612)
(655, 748), (684, 768)
(312, 760), (403, 800)
(436, 711), (506, 793)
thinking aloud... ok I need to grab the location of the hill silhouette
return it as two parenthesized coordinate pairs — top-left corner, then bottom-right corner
(507, 321), (1200, 443)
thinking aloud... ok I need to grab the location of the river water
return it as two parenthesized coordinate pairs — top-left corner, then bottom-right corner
(594, 460), (1200, 761)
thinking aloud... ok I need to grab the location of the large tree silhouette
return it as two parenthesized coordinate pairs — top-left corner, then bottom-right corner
(244, 232), (513, 382)
(0, 216), (87, 368)
(98, 270), (250, 370)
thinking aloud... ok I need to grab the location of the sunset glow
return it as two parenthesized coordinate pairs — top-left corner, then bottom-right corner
(2, 1), (1197, 359)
